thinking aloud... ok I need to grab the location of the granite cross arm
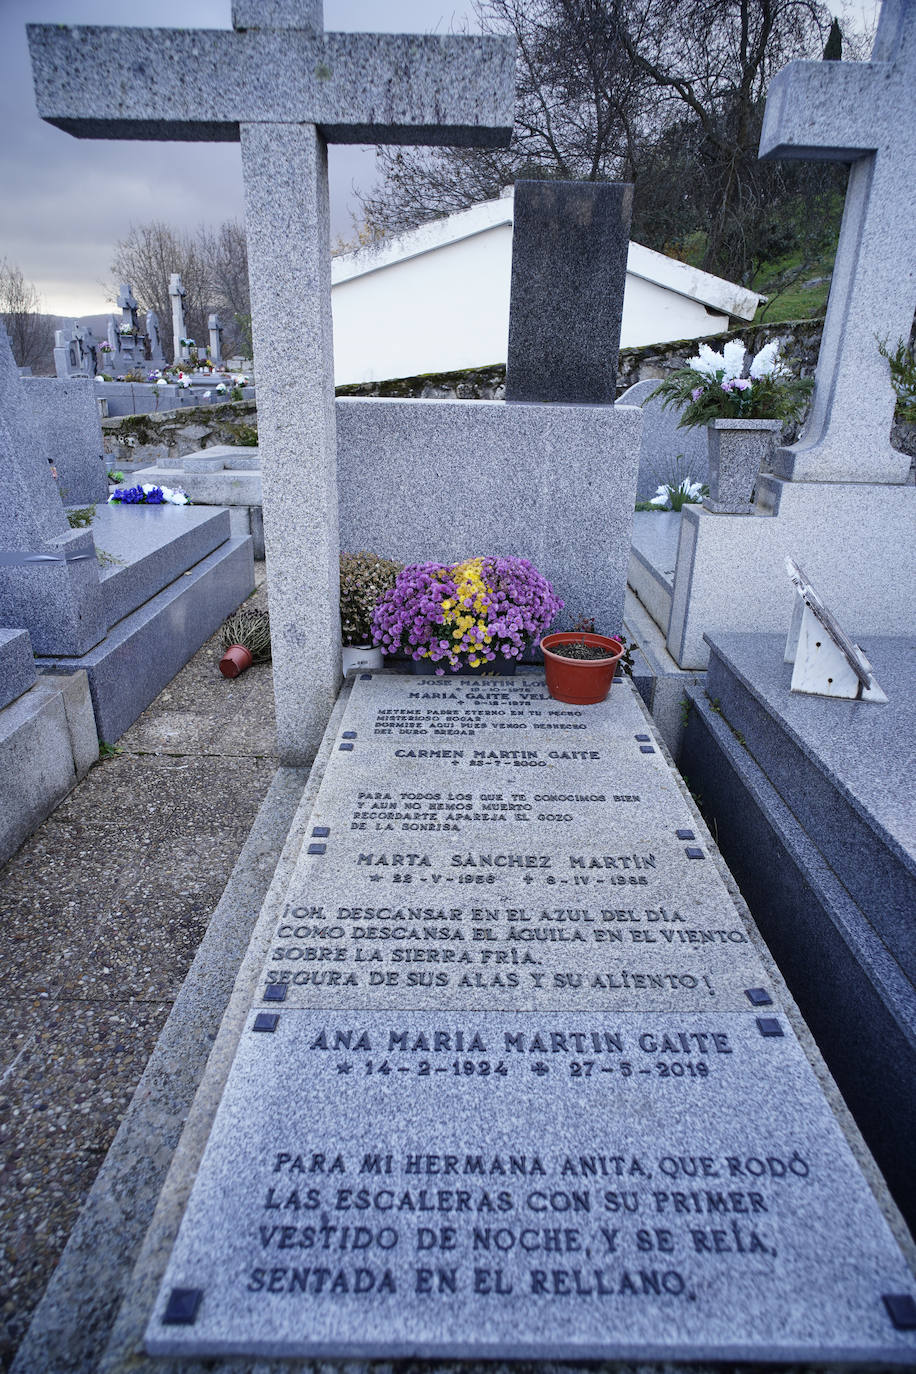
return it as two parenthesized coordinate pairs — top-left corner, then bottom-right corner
(26, 26), (515, 147)
(27, 5), (515, 770)
(758, 0), (915, 484)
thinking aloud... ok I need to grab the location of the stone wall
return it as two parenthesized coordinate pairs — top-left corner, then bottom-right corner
(102, 324), (915, 465)
(101, 400), (258, 469)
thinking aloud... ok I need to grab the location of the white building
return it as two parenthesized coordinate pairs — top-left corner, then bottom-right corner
(330, 191), (762, 387)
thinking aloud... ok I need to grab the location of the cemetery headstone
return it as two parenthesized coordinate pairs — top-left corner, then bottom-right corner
(506, 180), (632, 404)
(146, 309), (164, 364)
(53, 321), (98, 379)
(618, 378), (709, 501)
(759, 0), (915, 483)
(145, 673), (916, 1361)
(24, 375), (109, 505)
(28, 3), (515, 767)
(0, 324), (106, 656)
(169, 273), (188, 365)
(208, 312), (223, 365)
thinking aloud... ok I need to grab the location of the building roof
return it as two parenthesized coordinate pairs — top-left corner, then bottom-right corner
(331, 190), (761, 322)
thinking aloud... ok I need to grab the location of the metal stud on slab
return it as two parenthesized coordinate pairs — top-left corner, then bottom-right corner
(252, 1012), (279, 1033)
(163, 1289), (202, 1325)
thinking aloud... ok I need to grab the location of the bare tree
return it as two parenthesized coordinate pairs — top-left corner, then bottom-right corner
(109, 220), (251, 360)
(359, 0), (845, 283)
(202, 220), (251, 357)
(0, 260), (55, 372)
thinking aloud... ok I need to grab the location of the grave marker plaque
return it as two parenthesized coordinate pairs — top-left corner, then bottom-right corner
(147, 676), (916, 1361)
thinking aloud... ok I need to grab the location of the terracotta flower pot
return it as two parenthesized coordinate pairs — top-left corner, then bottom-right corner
(540, 633), (624, 705)
(219, 644), (253, 678)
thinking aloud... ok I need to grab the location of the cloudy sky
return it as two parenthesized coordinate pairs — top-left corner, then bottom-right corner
(1, 1), (480, 315)
(2, 0), (878, 317)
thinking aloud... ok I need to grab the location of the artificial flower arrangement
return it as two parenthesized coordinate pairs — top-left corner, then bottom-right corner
(109, 483), (190, 506)
(371, 556), (563, 674)
(339, 550), (404, 647)
(649, 477), (709, 510)
(650, 339), (813, 427)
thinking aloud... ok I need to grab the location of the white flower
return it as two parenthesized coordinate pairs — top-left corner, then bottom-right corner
(749, 339), (784, 378)
(162, 486), (189, 505)
(687, 343), (725, 378)
(215, 382), (227, 394)
(721, 339), (746, 380)
(95, 374), (106, 382)
(680, 479), (705, 501)
(202, 390), (211, 399)
(650, 484), (672, 507)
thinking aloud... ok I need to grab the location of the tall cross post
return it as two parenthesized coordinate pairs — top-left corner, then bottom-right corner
(759, 0), (915, 484)
(28, 2), (514, 765)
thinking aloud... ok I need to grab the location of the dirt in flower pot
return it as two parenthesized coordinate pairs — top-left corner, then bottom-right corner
(548, 640), (618, 661)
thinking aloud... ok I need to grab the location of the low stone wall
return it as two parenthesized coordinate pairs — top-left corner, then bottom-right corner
(102, 327), (915, 468)
(102, 401), (258, 469)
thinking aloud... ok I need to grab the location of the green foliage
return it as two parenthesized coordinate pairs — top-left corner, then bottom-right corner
(66, 506), (95, 528)
(220, 608), (271, 661)
(877, 336), (916, 423)
(97, 741), (122, 761)
(107, 470), (125, 483)
(230, 423), (258, 446)
(339, 551), (404, 646)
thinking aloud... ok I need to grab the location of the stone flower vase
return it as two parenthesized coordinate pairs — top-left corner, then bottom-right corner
(703, 419), (781, 513)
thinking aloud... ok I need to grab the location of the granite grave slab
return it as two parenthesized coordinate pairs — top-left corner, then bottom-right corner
(146, 673), (916, 1361)
(704, 632), (915, 978)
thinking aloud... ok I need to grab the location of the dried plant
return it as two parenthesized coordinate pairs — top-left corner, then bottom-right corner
(340, 551), (403, 646)
(220, 608), (271, 661)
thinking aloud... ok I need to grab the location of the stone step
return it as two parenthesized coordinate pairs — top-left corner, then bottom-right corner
(703, 632), (916, 983)
(143, 671), (916, 1365)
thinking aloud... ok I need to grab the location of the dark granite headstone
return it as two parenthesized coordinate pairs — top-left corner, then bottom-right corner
(505, 180), (632, 404)
(146, 675), (916, 1362)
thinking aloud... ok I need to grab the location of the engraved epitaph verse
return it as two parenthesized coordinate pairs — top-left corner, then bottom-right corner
(147, 677), (916, 1361)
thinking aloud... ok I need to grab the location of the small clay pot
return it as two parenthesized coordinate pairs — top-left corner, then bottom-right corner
(219, 644), (253, 678)
(540, 633), (624, 705)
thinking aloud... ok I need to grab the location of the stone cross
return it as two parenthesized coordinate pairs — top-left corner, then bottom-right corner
(759, 0), (915, 484)
(28, 3), (514, 765)
(168, 273), (188, 366)
(146, 309), (164, 365)
(208, 313), (223, 366)
(117, 282), (138, 330)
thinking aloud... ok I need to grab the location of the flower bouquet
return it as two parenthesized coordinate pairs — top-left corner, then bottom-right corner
(650, 339), (812, 427)
(108, 483), (190, 506)
(371, 556), (563, 675)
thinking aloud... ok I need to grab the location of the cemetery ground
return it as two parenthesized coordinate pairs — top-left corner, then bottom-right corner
(0, 566), (277, 1372)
